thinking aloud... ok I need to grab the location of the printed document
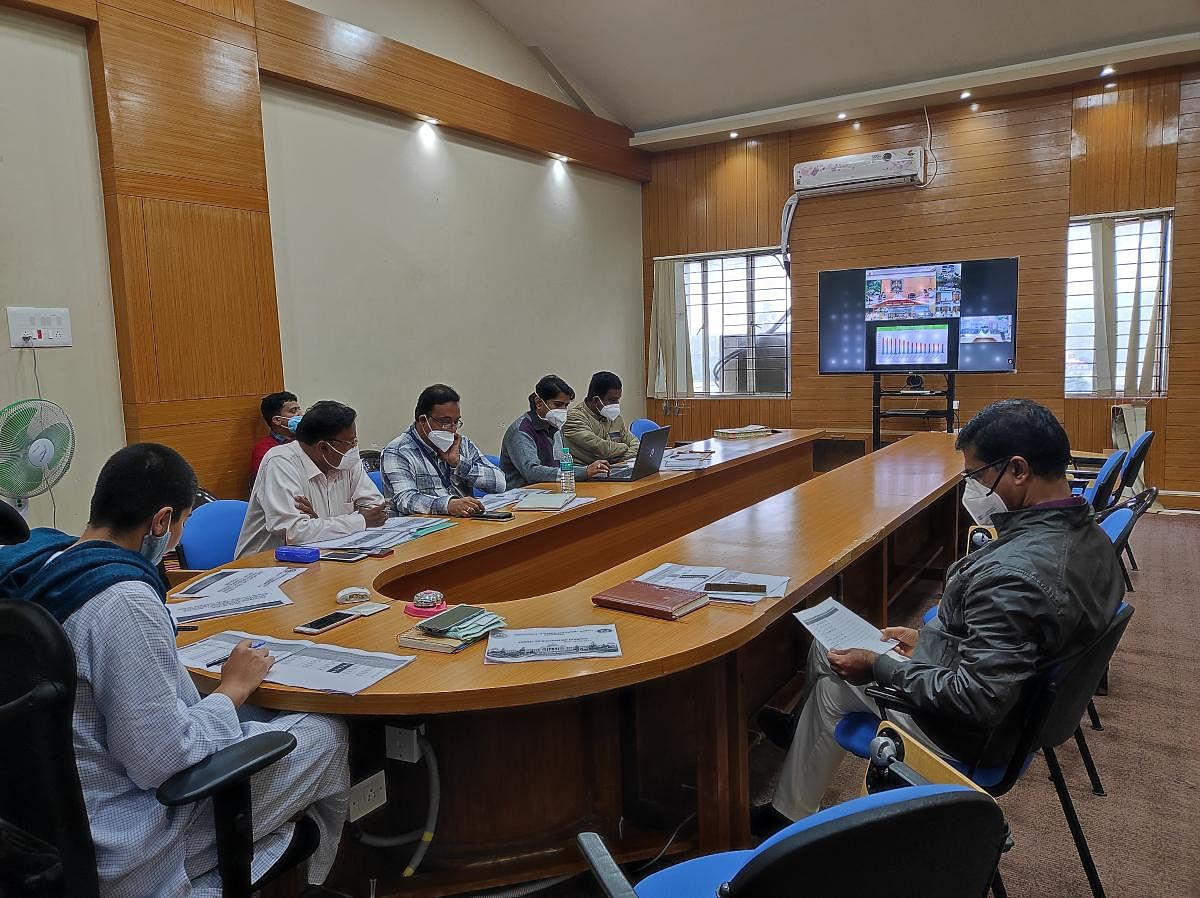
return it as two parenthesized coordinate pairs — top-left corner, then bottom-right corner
(179, 630), (415, 694)
(637, 562), (789, 604)
(480, 488), (547, 511)
(794, 597), (898, 653)
(168, 588), (293, 624)
(300, 516), (454, 551)
(484, 624), (622, 663)
(171, 566), (303, 599)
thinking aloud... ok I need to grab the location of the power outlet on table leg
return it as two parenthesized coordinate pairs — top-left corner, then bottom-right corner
(349, 769), (387, 822)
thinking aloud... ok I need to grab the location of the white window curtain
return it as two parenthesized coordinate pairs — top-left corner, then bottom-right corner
(647, 259), (694, 399)
(1065, 213), (1170, 396)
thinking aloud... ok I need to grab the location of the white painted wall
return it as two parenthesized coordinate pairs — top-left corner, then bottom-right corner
(0, 8), (125, 532)
(261, 82), (644, 455)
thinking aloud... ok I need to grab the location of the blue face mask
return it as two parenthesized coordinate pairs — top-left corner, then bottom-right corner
(286, 415), (302, 432)
(139, 527), (171, 566)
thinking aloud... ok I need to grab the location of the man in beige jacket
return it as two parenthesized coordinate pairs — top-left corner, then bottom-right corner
(561, 371), (640, 465)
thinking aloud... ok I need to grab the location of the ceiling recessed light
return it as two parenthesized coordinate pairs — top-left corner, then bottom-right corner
(960, 90), (971, 100)
(1105, 82), (1117, 90)
(837, 112), (847, 120)
(970, 102), (979, 112)
(729, 131), (739, 138)
(852, 121), (861, 130)
(1100, 65), (1115, 77)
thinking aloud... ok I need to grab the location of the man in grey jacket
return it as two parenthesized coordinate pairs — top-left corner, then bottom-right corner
(762, 399), (1124, 827)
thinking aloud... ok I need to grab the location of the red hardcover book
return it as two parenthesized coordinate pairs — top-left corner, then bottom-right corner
(591, 580), (709, 620)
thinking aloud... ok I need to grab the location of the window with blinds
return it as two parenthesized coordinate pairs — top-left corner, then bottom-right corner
(1065, 211), (1172, 396)
(681, 251), (790, 396)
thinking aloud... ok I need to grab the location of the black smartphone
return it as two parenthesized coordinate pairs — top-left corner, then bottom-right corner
(472, 511), (514, 521)
(418, 605), (484, 635)
(322, 549), (369, 563)
(294, 610), (358, 634)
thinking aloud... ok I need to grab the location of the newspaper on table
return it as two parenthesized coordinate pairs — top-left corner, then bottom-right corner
(636, 562), (789, 604)
(171, 566), (304, 599)
(299, 516), (455, 551)
(484, 624), (622, 664)
(178, 629), (415, 694)
(794, 597), (899, 654)
(479, 488), (548, 512)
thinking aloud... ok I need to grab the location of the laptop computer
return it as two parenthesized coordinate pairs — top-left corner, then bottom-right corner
(593, 424), (671, 481)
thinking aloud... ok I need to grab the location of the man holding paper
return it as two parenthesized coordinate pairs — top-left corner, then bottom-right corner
(236, 400), (388, 558)
(761, 400), (1123, 829)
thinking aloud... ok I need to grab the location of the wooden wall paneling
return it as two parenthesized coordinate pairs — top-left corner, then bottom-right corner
(253, 0), (649, 182)
(0, 0), (96, 24)
(101, 194), (159, 405)
(1165, 70), (1200, 497)
(1070, 70), (1180, 216)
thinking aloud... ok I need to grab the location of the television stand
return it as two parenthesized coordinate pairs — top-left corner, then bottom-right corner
(872, 373), (955, 451)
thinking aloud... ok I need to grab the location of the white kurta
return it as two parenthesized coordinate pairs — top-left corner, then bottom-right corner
(64, 580), (349, 897)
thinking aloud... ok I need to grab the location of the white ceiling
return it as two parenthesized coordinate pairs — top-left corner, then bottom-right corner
(479, 0), (1200, 133)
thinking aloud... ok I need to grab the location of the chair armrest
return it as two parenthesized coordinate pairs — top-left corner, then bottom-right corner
(576, 833), (638, 898)
(156, 732), (296, 807)
(865, 685), (924, 718)
(1065, 468), (1100, 482)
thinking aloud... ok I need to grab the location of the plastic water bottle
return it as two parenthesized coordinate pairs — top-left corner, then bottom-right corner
(558, 447), (576, 494)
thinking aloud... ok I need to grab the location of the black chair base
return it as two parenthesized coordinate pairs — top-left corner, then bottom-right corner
(1045, 747), (1106, 898)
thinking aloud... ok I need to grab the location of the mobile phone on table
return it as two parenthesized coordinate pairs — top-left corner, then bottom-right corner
(294, 610), (359, 635)
(417, 604), (484, 635)
(322, 549), (369, 563)
(472, 511), (514, 521)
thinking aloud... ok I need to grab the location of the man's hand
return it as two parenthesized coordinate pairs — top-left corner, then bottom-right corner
(439, 433), (463, 469)
(294, 495), (317, 519)
(828, 648), (878, 685)
(447, 497), (484, 517)
(586, 460), (610, 478)
(881, 626), (920, 658)
(357, 502), (389, 528)
(214, 640), (274, 707)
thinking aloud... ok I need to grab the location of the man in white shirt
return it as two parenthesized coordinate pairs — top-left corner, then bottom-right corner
(236, 400), (388, 559)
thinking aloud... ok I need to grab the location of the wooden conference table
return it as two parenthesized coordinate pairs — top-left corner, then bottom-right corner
(177, 430), (963, 897)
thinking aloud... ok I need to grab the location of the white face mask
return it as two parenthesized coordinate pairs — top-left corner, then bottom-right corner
(545, 408), (569, 429)
(325, 444), (361, 472)
(599, 403), (621, 422)
(961, 477), (1008, 527)
(426, 429), (456, 453)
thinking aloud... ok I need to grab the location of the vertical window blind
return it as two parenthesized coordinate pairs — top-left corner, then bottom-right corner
(674, 251), (791, 396)
(1065, 211), (1172, 396)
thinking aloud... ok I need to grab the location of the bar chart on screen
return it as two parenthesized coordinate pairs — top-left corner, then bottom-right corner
(875, 324), (949, 366)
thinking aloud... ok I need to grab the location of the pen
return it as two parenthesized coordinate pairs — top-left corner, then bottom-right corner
(206, 640), (266, 668)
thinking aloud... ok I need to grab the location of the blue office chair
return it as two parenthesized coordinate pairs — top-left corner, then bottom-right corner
(630, 418), (659, 440)
(1070, 449), (1126, 513)
(176, 500), (248, 570)
(841, 603), (1134, 898)
(578, 784), (1005, 898)
(368, 470), (384, 493)
(1109, 431), (1154, 571)
(484, 454), (502, 468)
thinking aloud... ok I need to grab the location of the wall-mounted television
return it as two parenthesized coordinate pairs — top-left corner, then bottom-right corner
(817, 257), (1019, 374)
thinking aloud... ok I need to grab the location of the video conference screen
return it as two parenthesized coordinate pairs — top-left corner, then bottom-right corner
(817, 257), (1018, 374)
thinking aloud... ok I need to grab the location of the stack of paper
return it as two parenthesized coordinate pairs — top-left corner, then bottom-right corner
(484, 624), (622, 664)
(169, 567), (305, 624)
(636, 562), (790, 604)
(479, 488), (548, 511)
(300, 516), (455, 551)
(794, 597), (899, 654)
(179, 629), (415, 694)
(662, 449), (715, 471)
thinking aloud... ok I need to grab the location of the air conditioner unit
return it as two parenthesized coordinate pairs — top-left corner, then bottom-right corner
(792, 147), (925, 196)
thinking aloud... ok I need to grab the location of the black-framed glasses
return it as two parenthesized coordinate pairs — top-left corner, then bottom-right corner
(426, 416), (463, 431)
(961, 457), (1012, 492)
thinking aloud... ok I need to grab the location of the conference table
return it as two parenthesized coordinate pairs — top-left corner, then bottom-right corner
(176, 429), (963, 897)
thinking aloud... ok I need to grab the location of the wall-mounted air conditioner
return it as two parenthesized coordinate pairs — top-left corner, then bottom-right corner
(792, 147), (925, 196)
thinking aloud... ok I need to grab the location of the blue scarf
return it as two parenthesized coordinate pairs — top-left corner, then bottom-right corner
(0, 528), (166, 623)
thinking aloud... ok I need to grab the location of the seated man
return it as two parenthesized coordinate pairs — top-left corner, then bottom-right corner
(236, 400), (388, 558)
(381, 384), (505, 517)
(561, 371), (640, 466)
(500, 374), (610, 488)
(0, 444), (349, 896)
(761, 399), (1124, 828)
(250, 390), (303, 480)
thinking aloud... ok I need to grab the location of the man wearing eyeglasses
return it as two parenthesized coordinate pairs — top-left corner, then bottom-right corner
(380, 383), (506, 517)
(757, 399), (1123, 832)
(235, 400), (388, 558)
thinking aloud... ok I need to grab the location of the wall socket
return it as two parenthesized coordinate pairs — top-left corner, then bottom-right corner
(349, 769), (388, 822)
(952, 400), (961, 410)
(385, 724), (424, 763)
(7, 307), (73, 348)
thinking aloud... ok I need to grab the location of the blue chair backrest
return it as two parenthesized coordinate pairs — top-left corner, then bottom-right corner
(177, 500), (248, 570)
(1114, 430), (1154, 503)
(728, 785), (1005, 897)
(1083, 449), (1126, 511)
(484, 454), (502, 468)
(630, 418), (659, 440)
(367, 470), (384, 492)
(1099, 508), (1134, 546)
